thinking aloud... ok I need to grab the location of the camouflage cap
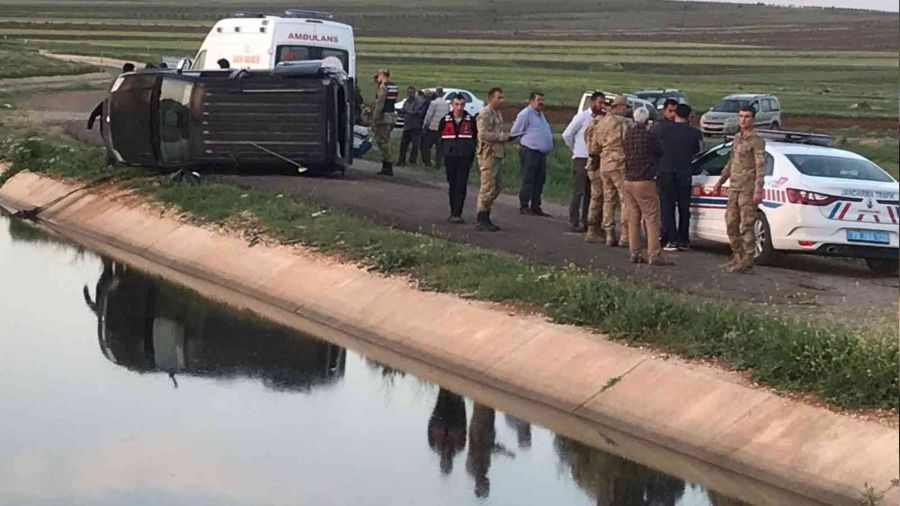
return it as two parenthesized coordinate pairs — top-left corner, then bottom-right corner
(375, 68), (390, 77)
(611, 95), (628, 107)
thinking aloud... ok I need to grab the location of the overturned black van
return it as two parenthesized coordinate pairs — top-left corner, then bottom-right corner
(99, 61), (353, 175)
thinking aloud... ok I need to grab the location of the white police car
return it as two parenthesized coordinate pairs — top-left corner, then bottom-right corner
(690, 131), (899, 274)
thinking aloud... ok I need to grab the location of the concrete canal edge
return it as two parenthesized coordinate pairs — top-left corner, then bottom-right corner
(1, 171), (897, 506)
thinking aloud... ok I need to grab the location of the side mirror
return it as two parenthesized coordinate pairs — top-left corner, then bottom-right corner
(176, 58), (192, 71)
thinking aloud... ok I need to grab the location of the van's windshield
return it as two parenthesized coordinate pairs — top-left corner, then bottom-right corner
(711, 99), (750, 113)
(276, 45), (349, 72)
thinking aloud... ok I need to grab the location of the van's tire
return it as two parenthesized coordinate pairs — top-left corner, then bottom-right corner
(770, 121), (780, 130)
(865, 258), (898, 275)
(753, 212), (778, 265)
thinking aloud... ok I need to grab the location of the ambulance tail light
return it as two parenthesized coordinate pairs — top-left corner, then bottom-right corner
(785, 188), (839, 206)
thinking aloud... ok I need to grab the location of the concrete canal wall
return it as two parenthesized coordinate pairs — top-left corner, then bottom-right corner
(1, 171), (897, 506)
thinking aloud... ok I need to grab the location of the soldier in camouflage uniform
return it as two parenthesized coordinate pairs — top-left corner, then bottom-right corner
(581, 96), (606, 241)
(587, 95), (629, 246)
(713, 105), (766, 273)
(475, 87), (511, 232)
(372, 69), (399, 176)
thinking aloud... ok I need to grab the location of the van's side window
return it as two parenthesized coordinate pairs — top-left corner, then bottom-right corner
(278, 46), (311, 62)
(276, 45), (349, 73)
(320, 49), (348, 71)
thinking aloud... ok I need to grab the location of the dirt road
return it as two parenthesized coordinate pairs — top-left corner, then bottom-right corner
(14, 88), (900, 325)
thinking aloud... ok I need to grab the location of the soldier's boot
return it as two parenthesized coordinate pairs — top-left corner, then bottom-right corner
(605, 228), (618, 247)
(719, 252), (740, 270)
(378, 161), (394, 176)
(484, 210), (500, 231)
(727, 253), (754, 274)
(585, 223), (602, 243)
(474, 211), (491, 232)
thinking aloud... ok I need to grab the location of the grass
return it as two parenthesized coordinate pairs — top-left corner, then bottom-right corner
(0, 117), (896, 411)
(0, 45), (94, 78)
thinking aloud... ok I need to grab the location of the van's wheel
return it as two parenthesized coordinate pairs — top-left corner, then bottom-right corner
(753, 212), (778, 265)
(865, 258), (898, 275)
(770, 121), (780, 130)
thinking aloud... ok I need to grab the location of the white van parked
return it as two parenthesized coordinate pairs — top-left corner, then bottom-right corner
(191, 10), (356, 79)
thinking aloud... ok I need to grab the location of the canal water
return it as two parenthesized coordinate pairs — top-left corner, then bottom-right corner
(0, 216), (748, 506)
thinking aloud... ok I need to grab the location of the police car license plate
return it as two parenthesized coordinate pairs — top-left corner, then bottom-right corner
(847, 230), (890, 244)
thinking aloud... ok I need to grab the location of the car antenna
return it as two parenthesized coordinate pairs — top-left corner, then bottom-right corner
(241, 141), (308, 173)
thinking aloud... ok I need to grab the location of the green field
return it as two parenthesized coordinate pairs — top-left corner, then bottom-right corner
(0, 46), (93, 78)
(0, 4), (896, 119)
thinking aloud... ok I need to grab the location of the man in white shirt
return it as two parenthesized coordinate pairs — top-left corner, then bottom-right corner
(562, 91), (606, 233)
(422, 87), (451, 168)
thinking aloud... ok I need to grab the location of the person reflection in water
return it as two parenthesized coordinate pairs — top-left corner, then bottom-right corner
(466, 404), (495, 498)
(504, 414), (532, 449)
(427, 388), (467, 474)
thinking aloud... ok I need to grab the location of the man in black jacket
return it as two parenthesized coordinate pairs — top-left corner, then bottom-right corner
(437, 94), (478, 223)
(655, 104), (704, 251)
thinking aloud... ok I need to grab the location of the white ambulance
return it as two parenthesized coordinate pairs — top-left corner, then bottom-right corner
(190, 10), (356, 79)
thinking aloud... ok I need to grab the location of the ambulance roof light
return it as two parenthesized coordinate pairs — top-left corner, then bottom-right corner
(284, 9), (334, 20)
(232, 12), (265, 18)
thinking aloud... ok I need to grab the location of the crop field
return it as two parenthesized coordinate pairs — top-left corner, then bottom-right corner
(1, 35), (897, 120)
(0, 0), (896, 49)
(0, 0), (897, 120)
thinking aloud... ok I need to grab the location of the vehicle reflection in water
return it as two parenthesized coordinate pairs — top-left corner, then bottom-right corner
(82, 258), (346, 391)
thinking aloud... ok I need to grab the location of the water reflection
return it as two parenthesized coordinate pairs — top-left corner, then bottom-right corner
(0, 217), (755, 505)
(83, 259), (345, 391)
(427, 388), (467, 474)
(555, 436), (688, 505)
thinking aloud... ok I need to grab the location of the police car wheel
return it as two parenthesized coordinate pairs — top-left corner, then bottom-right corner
(753, 212), (778, 265)
(864, 258), (898, 276)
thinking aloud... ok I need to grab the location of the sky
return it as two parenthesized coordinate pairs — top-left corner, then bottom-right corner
(685, 0), (899, 12)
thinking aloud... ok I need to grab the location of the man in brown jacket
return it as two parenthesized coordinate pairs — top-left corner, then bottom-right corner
(623, 107), (671, 265)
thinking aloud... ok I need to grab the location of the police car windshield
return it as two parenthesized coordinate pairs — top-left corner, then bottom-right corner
(786, 154), (894, 182)
(711, 99), (749, 113)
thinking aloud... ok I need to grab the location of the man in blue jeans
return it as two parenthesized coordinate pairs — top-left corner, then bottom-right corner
(510, 91), (554, 216)
(655, 104), (704, 251)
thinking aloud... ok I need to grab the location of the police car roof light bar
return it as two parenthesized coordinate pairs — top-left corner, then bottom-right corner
(756, 129), (834, 147)
(284, 9), (334, 20)
(232, 12), (265, 18)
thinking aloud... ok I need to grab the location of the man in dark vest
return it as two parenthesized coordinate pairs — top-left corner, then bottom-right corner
(437, 94), (478, 223)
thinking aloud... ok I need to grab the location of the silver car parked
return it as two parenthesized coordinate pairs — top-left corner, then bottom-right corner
(700, 93), (782, 136)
